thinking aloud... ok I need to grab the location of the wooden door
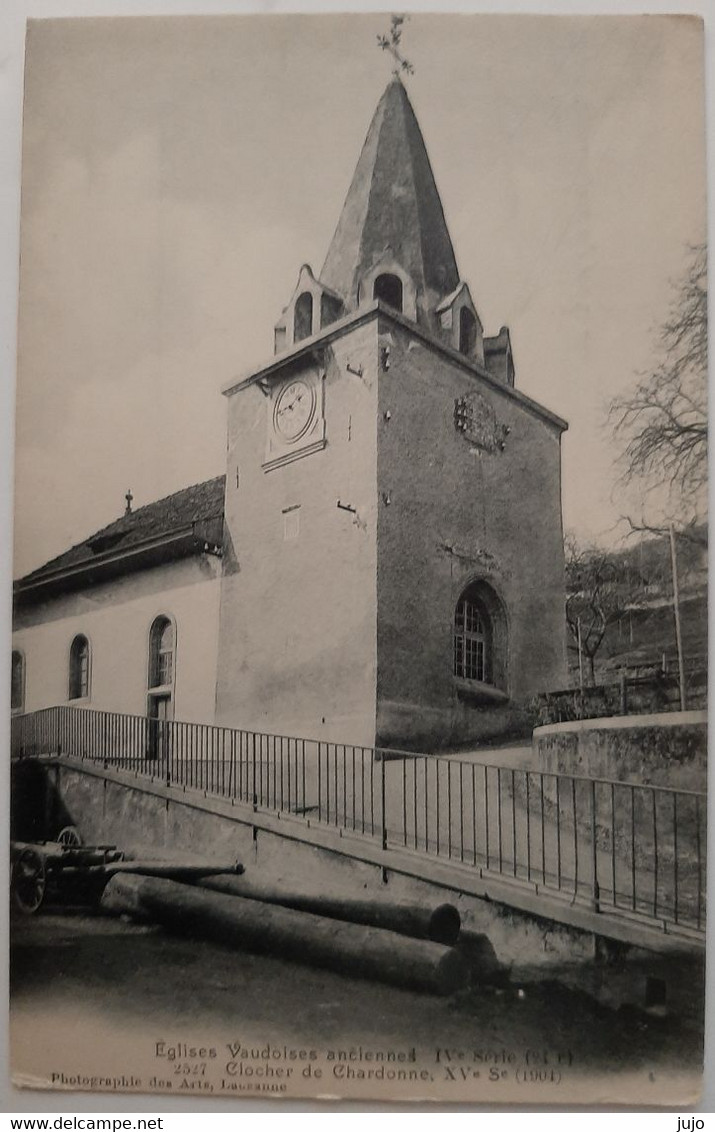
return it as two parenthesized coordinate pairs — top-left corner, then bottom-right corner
(147, 693), (171, 762)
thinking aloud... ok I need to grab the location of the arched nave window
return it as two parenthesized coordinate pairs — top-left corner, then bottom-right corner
(11, 650), (25, 714)
(68, 635), (90, 701)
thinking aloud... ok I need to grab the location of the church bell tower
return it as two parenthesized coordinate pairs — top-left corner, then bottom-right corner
(216, 71), (567, 750)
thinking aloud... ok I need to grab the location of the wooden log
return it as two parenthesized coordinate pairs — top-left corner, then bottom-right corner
(74, 860), (245, 880)
(101, 874), (468, 996)
(53, 849), (123, 869)
(11, 840), (66, 860)
(454, 931), (505, 986)
(196, 875), (460, 945)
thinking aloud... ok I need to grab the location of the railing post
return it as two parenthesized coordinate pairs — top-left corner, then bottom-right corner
(590, 778), (599, 911)
(619, 672), (628, 716)
(252, 732), (258, 811)
(229, 731), (235, 800)
(380, 752), (387, 851)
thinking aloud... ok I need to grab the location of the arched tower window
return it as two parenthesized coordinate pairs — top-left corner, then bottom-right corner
(11, 650), (25, 714)
(459, 306), (477, 356)
(293, 292), (313, 342)
(373, 273), (403, 312)
(68, 635), (90, 700)
(453, 581), (507, 689)
(149, 617), (174, 689)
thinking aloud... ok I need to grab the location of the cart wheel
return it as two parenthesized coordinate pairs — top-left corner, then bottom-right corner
(57, 826), (82, 847)
(12, 848), (46, 914)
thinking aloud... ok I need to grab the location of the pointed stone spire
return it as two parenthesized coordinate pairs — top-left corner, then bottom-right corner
(320, 78), (460, 326)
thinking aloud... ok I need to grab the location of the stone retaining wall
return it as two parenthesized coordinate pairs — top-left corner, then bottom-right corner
(533, 710), (707, 792)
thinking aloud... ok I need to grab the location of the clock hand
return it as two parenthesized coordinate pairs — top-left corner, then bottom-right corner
(280, 393), (304, 414)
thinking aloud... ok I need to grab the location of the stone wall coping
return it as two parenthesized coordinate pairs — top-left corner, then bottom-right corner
(534, 709), (707, 738)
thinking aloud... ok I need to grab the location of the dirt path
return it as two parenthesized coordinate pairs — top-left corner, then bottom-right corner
(10, 909), (702, 1106)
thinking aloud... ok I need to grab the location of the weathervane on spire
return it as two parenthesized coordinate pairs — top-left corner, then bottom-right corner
(377, 14), (414, 79)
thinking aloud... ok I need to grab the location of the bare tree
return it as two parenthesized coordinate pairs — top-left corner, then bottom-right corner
(610, 243), (707, 541)
(565, 537), (619, 685)
(564, 536), (643, 685)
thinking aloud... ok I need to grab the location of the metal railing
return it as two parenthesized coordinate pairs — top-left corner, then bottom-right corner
(11, 705), (706, 940)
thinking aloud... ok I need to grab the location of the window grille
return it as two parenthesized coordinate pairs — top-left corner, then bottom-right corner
(454, 598), (487, 682)
(283, 506), (300, 540)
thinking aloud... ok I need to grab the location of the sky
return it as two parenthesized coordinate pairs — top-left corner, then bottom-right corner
(12, 11), (707, 576)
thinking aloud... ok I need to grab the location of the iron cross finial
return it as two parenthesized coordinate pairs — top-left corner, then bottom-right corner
(125, 488), (133, 515)
(377, 14), (414, 79)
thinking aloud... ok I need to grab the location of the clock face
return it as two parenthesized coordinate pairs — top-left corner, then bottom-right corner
(273, 379), (315, 442)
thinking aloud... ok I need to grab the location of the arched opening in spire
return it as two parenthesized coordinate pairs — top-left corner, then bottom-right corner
(320, 291), (342, 330)
(373, 274), (403, 312)
(459, 307), (478, 356)
(293, 292), (313, 342)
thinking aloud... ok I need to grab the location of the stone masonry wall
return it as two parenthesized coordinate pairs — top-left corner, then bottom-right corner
(375, 314), (567, 749)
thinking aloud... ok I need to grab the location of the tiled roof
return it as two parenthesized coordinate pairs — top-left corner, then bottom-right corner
(16, 475), (226, 588)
